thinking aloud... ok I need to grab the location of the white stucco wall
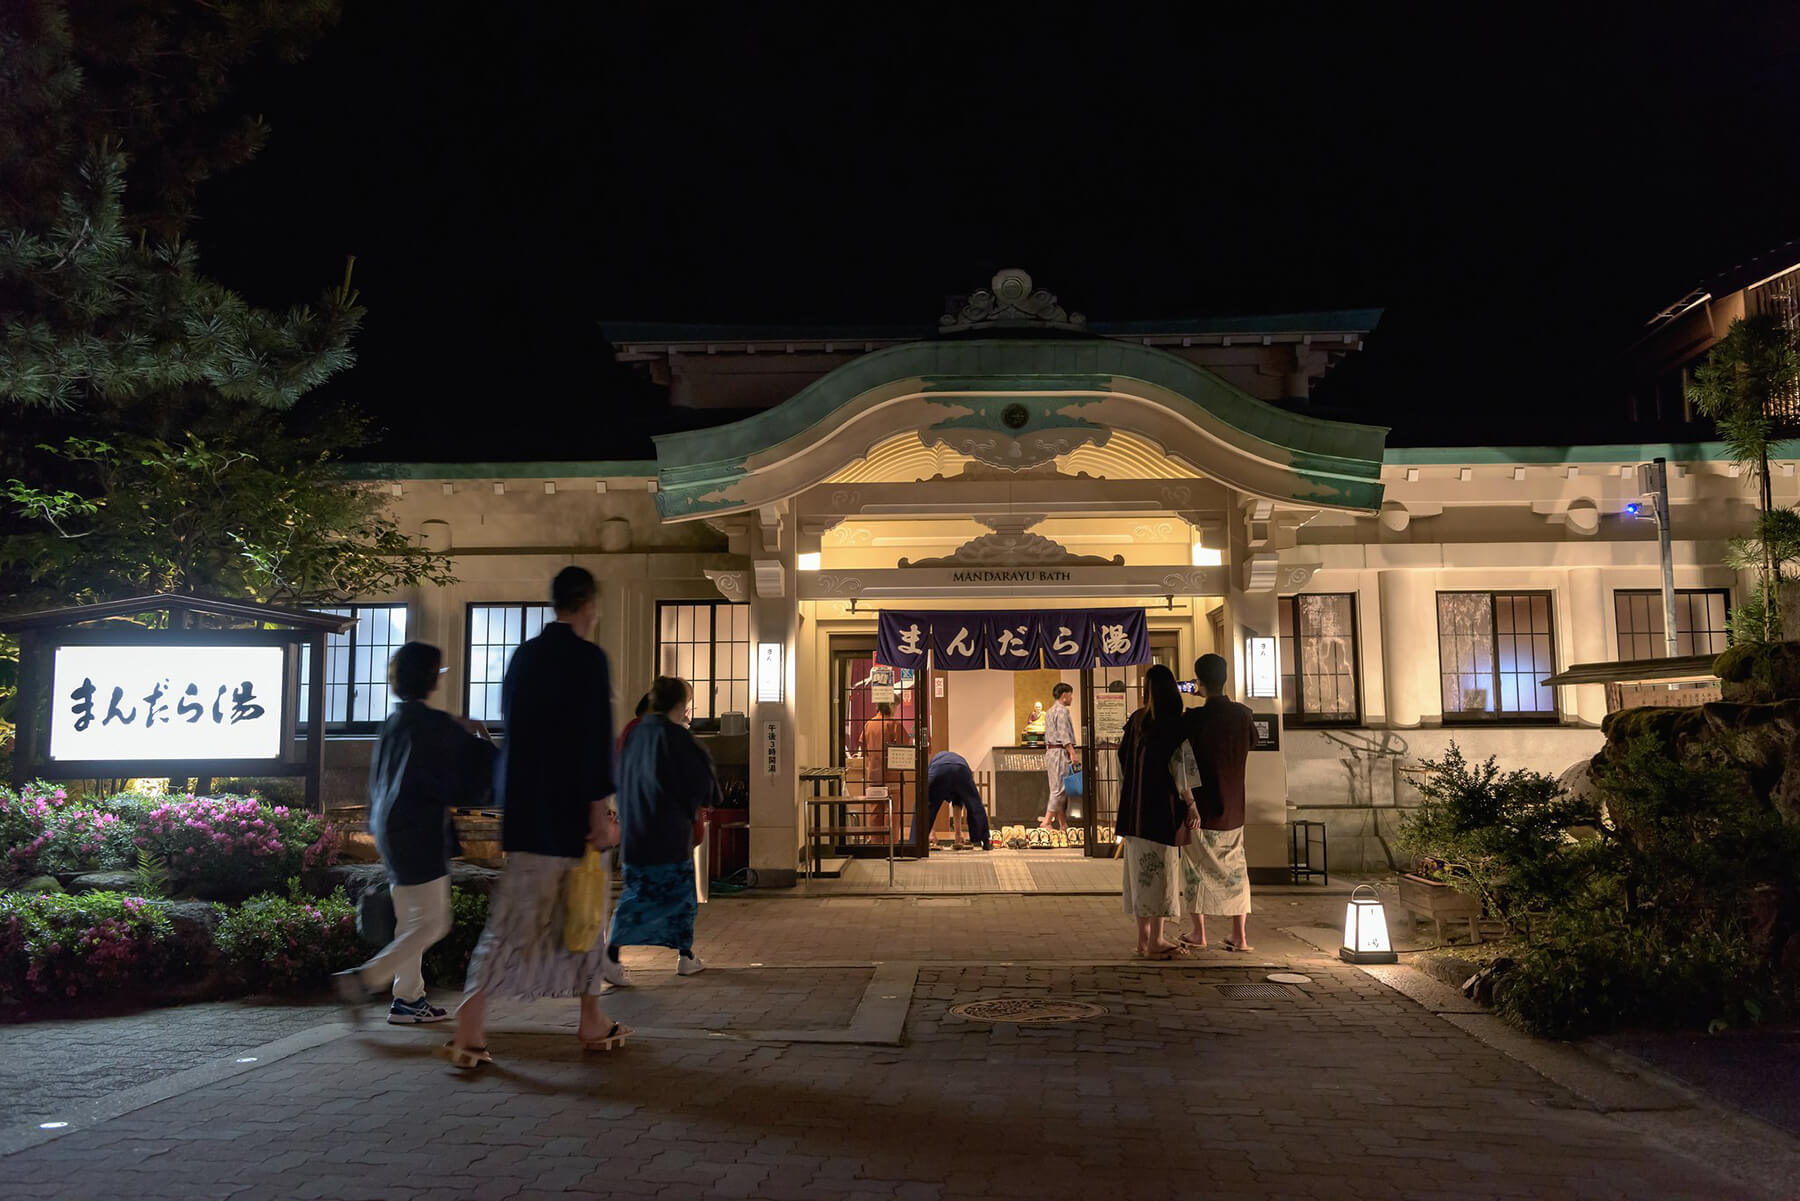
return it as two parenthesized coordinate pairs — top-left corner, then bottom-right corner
(1283, 723), (1607, 872)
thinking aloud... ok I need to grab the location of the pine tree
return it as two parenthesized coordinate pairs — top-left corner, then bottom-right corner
(0, 0), (342, 239)
(0, 147), (361, 411)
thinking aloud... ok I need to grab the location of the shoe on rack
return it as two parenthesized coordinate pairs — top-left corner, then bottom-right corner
(677, 953), (707, 977)
(388, 995), (450, 1024)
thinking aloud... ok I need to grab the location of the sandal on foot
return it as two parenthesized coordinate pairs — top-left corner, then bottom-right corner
(1223, 939), (1254, 953)
(581, 1022), (632, 1052)
(1177, 934), (1208, 950)
(437, 1041), (492, 1070)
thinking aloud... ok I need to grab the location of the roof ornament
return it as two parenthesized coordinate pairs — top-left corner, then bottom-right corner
(939, 268), (1087, 334)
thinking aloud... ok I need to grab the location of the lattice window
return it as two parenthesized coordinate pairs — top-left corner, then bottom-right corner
(298, 604), (409, 731)
(1613, 589), (1729, 660)
(655, 601), (749, 726)
(465, 603), (556, 724)
(1279, 593), (1360, 723)
(1437, 592), (1557, 720)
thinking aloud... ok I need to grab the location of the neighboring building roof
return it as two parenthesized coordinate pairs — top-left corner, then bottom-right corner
(1640, 238), (1800, 337)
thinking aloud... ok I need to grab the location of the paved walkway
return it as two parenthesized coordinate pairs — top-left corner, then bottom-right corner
(796, 848), (1122, 895)
(2, 894), (1795, 1200)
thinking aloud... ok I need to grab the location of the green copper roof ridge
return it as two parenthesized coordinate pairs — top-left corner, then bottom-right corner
(1382, 442), (1737, 466)
(342, 460), (657, 481)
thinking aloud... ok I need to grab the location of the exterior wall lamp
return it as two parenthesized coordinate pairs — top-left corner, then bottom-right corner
(756, 642), (785, 703)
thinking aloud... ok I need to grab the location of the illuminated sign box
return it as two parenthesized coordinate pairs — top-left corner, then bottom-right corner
(756, 642), (785, 703)
(49, 643), (286, 762)
(1247, 636), (1279, 699)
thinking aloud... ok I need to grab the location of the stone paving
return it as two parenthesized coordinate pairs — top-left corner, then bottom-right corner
(0, 893), (1792, 1200)
(1, 996), (338, 1116)
(797, 849), (1123, 895)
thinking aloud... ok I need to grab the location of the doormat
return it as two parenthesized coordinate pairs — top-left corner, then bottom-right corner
(948, 998), (1108, 1024)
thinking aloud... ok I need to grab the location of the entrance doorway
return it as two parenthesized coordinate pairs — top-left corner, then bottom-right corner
(826, 628), (1181, 866)
(829, 639), (923, 858)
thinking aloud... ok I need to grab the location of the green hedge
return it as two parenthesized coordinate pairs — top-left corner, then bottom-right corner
(213, 883), (361, 994)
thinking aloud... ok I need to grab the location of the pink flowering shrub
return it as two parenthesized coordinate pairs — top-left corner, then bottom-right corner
(0, 783), (137, 877)
(0, 890), (175, 1003)
(134, 796), (338, 900)
(212, 882), (359, 993)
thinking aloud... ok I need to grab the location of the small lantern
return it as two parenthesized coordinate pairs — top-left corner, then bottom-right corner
(1340, 884), (1396, 964)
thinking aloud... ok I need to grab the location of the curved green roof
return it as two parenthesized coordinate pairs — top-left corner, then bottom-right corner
(653, 338), (1389, 518)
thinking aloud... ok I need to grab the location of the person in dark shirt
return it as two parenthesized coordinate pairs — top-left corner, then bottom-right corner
(447, 567), (628, 1069)
(605, 675), (719, 982)
(1178, 653), (1257, 951)
(335, 642), (495, 1024)
(910, 751), (991, 850)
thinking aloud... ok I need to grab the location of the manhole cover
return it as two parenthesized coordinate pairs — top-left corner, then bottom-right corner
(949, 998), (1107, 1024)
(1266, 973), (1314, 986)
(1216, 983), (1297, 1000)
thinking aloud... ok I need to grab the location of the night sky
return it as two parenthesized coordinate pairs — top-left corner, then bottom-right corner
(192, 6), (1800, 460)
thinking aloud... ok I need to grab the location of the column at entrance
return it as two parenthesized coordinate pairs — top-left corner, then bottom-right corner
(746, 509), (800, 888)
(1219, 496), (1290, 886)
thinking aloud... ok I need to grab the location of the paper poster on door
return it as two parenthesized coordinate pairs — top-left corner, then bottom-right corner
(870, 664), (896, 706)
(884, 743), (915, 773)
(1093, 692), (1129, 743)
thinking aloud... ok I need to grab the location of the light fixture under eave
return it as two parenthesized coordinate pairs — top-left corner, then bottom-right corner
(1340, 884), (1396, 964)
(797, 552), (822, 572)
(1190, 543), (1222, 567)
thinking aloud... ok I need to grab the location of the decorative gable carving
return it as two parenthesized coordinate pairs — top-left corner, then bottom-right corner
(899, 530), (1124, 569)
(938, 268), (1087, 334)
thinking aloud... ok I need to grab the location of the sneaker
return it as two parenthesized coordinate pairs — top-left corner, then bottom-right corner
(600, 955), (628, 988)
(677, 953), (706, 977)
(387, 995), (449, 1024)
(332, 969), (372, 1024)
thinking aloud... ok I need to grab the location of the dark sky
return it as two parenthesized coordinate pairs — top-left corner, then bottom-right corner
(194, 5), (1800, 459)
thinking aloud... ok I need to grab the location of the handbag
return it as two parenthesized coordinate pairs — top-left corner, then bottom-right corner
(356, 880), (396, 947)
(562, 847), (611, 952)
(1062, 767), (1084, 799)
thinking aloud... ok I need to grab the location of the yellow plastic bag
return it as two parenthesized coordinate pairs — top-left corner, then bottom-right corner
(563, 847), (610, 953)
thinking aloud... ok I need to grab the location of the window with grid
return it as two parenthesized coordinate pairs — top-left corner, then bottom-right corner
(298, 604), (409, 731)
(1437, 592), (1557, 721)
(1279, 593), (1360, 723)
(655, 601), (749, 728)
(465, 603), (557, 724)
(1613, 590), (1730, 660)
